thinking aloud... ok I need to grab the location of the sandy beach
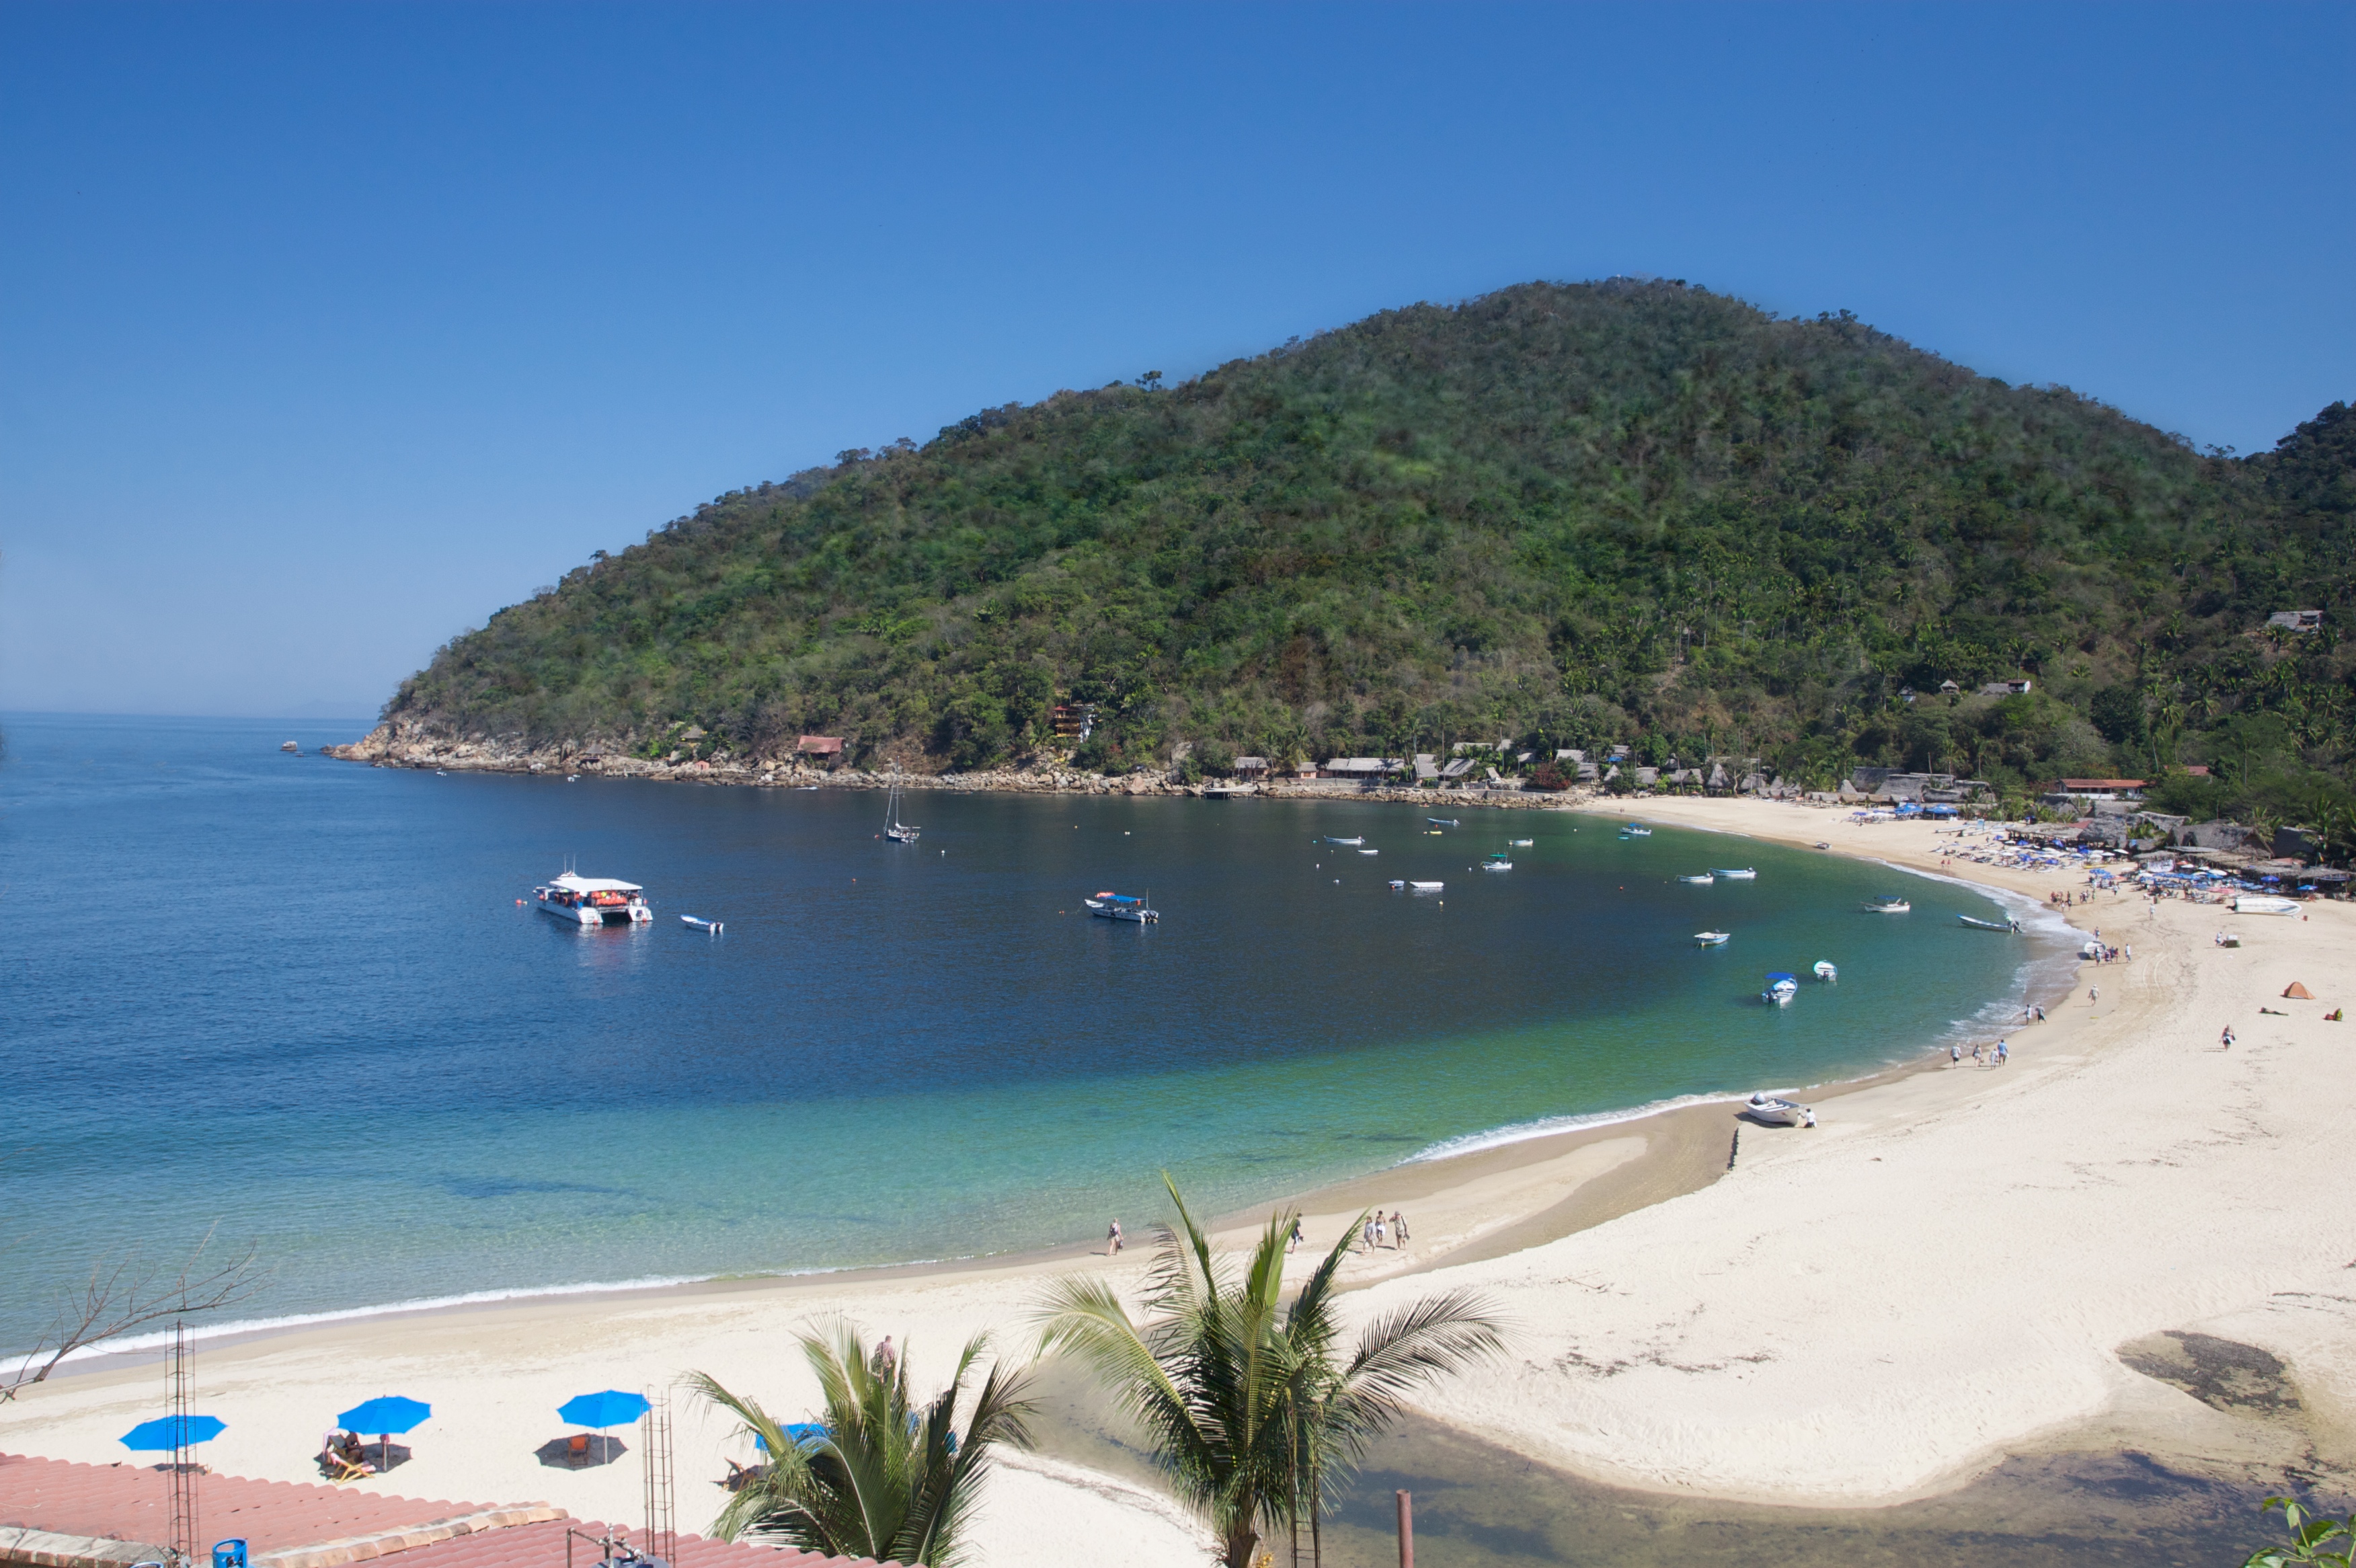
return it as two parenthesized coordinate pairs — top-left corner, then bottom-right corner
(7, 797), (2350, 1563)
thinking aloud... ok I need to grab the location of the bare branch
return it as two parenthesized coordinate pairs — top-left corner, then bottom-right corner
(3, 1223), (269, 1399)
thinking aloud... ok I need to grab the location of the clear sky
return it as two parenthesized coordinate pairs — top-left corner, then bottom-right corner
(2, 2), (2349, 719)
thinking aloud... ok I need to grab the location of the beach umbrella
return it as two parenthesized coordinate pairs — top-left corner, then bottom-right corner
(338, 1396), (431, 1434)
(337, 1396), (431, 1464)
(121, 1415), (225, 1450)
(557, 1390), (650, 1429)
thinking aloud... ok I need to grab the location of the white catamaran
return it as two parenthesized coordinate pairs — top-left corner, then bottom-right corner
(535, 872), (653, 926)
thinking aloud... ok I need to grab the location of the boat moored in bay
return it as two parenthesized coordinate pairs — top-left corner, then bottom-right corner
(1086, 890), (1159, 924)
(536, 873), (653, 926)
(1864, 895), (1912, 914)
(1762, 971), (1799, 1005)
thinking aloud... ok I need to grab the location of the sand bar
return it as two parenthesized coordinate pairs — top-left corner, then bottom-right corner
(5, 799), (2351, 1562)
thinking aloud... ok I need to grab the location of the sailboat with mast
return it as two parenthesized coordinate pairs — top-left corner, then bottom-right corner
(884, 769), (921, 844)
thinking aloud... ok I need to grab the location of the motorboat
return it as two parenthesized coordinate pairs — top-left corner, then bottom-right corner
(1745, 1092), (1813, 1126)
(1409, 880), (1445, 892)
(1481, 859), (1512, 872)
(535, 873), (654, 926)
(1864, 896), (1912, 914)
(1812, 960), (1837, 981)
(1814, 841), (1830, 850)
(1762, 972), (1799, 1005)
(1957, 914), (2016, 932)
(2234, 894), (2299, 915)
(1325, 836), (1365, 846)
(280, 740), (299, 752)
(1509, 838), (1534, 847)
(1695, 931), (1730, 946)
(1678, 873), (1715, 885)
(1359, 848), (1380, 855)
(1086, 890), (1159, 924)
(1624, 824), (1653, 836)
(1388, 879), (1405, 890)
(1427, 818), (1459, 827)
(681, 914), (724, 933)
(1711, 867), (1757, 879)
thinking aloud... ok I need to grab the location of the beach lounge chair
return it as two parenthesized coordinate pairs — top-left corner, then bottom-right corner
(567, 1434), (591, 1467)
(320, 1432), (371, 1483)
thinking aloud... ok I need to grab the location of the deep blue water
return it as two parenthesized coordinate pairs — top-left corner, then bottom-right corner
(0, 713), (2066, 1354)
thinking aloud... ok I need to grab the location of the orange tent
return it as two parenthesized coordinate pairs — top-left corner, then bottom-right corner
(2283, 982), (2314, 999)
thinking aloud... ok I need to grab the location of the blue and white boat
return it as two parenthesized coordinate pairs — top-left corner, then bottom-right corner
(1427, 818), (1458, 827)
(1695, 930), (1730, 946)
(1711, 867), (1757, 880)
(1762, 972), (1799, 1005)
(1086, 890), (1159, 924)
(1679, 873), (1715, 885)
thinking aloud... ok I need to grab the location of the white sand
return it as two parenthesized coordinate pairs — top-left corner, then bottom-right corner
(6, 798), (2350, 1559)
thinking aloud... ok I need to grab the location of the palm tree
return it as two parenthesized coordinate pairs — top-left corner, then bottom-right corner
(1034, 1176), (1505, 1568)
(690, 1322), (1036, 1568)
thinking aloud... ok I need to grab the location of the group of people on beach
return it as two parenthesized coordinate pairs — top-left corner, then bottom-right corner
(1105, 1211), (1411, 1257)
(1951, 1040), (2010, 1068)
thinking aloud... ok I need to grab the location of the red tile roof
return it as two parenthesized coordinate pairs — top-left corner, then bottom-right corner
(0, 1457), (904, 1568)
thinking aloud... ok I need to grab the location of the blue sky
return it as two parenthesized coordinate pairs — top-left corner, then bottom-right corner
(2, 2), (2349, 719)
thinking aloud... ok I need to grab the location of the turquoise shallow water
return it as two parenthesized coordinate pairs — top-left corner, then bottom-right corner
(1, 714), (2070, 1354)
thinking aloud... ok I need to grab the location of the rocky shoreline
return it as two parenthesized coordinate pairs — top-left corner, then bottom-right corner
(321, 724), (1592, 811)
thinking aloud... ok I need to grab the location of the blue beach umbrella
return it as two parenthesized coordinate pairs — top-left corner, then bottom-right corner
(337, 1396), (432, 1435)
(557, 1390), (651, 1429)
(122, 1415), (225, 1451)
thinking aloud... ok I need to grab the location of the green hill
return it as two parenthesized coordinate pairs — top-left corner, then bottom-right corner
(383, 280), (2354, 842)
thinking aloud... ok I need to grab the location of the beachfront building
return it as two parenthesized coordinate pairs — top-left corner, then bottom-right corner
(2043, 777), (2149, 808)
(795, 734), (845, 761)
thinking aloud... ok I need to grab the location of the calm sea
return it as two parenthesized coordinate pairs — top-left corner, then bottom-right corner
(0, 714), (2069, 1355)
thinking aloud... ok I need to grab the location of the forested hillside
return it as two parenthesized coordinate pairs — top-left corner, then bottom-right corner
(383, 280), (2355, 842)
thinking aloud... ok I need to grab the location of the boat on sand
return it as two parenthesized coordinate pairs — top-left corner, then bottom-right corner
(1745, 1092), (1813, 1126)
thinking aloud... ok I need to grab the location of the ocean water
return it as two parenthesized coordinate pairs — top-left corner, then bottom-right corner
(0, 714), (2069, 1355)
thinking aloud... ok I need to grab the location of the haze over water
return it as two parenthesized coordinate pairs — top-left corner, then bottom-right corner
(2, 714), (2066, 1353)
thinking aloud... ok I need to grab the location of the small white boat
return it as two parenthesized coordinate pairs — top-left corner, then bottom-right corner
(1388, 879), (1405, 890)
(535, 873), (654, 926)
(1679, 873), (1715, 885)
(1409, 880), (1445, 892)
(2233, 894), (2299, 915)
(1427, 818), (1458, 827)
(1957, 914), (2015, 932)
(1481, 861), (1512, 872)
(1812, 960), (1837, 981)
(1358, 848), (1380, 855)
(1745, 1092), (1812, 1126)
(1695, 930), (1730, 946)
(1509, 838), (1534, 847)
(1086, 890), (1159, 923)
(1624, 825), (1653, 836)
(280, 740), (299, 753)
(1711, 868), (1757, 879)
(1864, 896), (1912, 914)
(1762, 972), (1799, 1005)
(1325, 836), (1365, 846)
(566, 774), (580, 783)
(681, 914), (724, 933)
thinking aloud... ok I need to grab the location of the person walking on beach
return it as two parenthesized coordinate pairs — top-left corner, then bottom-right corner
(2090, 986), (2099, 1006)
(1996, 1040), (2008, 1066)
(1373, 1213), (1388, 1249)
(1392, 1210), (1409, 1247)
(2221, 1026), (2235, 1050)
(1952, 1043), (1963, 1066)
(1972, 1042), (1984, 1066)
(873, 1336), (898, 1379)
(1106, 1219), (1123, 1255)
(1288, 1216), (1303, 1254)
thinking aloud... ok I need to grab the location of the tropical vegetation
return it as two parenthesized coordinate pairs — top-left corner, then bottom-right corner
(1033, 1176), (1505, 1568)
(2241, 1495), (2353, 1568)
(382, 280), (2355, 855)
(689, 1321), (1035, 1568)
